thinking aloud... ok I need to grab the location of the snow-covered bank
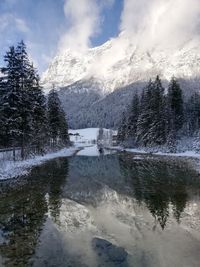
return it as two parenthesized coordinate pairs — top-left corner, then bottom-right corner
(108, 146), (200, 159)
(69, 128), (117, 156)
(69, 128), (116, 146)
(0, 147), (78, 181)
(76, 145), (115, 157)
(69, 128), (100, 144)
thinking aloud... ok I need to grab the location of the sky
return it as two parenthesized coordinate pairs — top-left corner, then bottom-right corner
(0, 0), (123, 73)
(0, 0), (200, 74)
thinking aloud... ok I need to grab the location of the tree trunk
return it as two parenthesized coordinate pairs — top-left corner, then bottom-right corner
(13, 146), (16, 161)
(21, 133), (25, 160)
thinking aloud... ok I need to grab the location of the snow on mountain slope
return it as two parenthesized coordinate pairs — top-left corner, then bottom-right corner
(42, 35), (200, 93)
(41, 34), (200, 129)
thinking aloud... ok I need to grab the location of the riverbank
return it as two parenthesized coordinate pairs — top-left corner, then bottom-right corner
(107, 146), (200, 159)
(106, 146), (200, 174)
(0, 147), (79, 180)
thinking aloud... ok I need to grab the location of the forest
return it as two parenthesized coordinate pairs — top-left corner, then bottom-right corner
(0, 41), (69, 160)
(118, 76), (200, 152)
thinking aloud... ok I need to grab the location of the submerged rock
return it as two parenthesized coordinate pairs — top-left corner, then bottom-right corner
(92, 237), (128, 266)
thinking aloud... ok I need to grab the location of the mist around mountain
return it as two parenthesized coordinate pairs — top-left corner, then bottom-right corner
(42, 34), (200, 129)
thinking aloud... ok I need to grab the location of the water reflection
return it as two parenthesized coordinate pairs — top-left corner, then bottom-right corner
(119, 155), (200, 229)
(63, 154), (200, 230)
(0, 153), (200, 266)
(0, 158), (69, 267)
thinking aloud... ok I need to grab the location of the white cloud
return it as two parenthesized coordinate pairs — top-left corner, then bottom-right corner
(120, 0), (200, 49)
(58, 0), (200, 56)
(59, 0), (100, 52)
(15, 18), (29, 33)
(0, 13), (29, 33)
(59, 0), (115, 52)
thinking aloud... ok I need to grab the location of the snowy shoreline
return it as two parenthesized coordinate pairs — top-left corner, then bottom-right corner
(0, 147), (79, 181)
(107, 146), (200, 160)
(2, 123), (200, 181)
(106, 146), (200, 174)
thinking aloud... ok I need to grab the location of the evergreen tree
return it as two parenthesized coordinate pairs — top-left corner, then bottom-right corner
(185, 93), (200, 136)
(117, 112), (127, 143)
(15, 41), (34, 157)
(59, 109), (70, 145)
(0, 75), (7, 147)
(126, 92), (139, 143)
(136, 81), (154, 146)
(47, 88), (69, 147)
(151, 76), (166, 145)
(0, 41), (48, 158)
(168, 77), (184, 133)
(1, 46), (23, 148)
(31, 73), (47, 152)
(122, 76), (183, 148)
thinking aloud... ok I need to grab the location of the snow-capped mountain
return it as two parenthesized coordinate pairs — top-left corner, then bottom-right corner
(42, 35), (200, 94)
(42, 34), (200, 128)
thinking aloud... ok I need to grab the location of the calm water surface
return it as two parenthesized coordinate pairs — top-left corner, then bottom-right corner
(0, 148), (200, 267)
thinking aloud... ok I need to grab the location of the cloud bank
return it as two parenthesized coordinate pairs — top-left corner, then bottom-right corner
(120, 0), (200, 49)
(59, 0), (200, 54)
(83, 0), (200, 80)
(59, 0), (115, 52)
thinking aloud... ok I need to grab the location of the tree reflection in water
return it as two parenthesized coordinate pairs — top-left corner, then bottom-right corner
(119, 155), (200, 229)
(0, 153), (200, 266)
(0, 158), (69, 267)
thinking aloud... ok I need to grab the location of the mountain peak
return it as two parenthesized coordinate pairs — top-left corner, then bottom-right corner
(41, 35), (200, 93)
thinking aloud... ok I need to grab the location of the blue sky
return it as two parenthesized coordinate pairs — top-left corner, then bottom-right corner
(1, 0), (199, 74)
(0, 0), (123, 73)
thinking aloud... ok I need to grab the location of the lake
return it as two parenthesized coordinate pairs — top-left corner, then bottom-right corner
(0, 147), (200, 267)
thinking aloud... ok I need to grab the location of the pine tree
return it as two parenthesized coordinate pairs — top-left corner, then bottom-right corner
(47, 88), (69, 147)
(31, 73), (47, 153)
(126, 92), (139, 144)
(15, 41), (34, 158)
(168, 77), (184, 133)
(148, 76), (166, 145)
(1, 46), (23, 148)
(185, 93), (200, 136)
(59, 109), (70, 146)
(0, 75), (6, 147)
(0, 41), (48, 158)
(117, 112), (127, 143)
(164, 93), (177, 152)
(136, 81), (154, 146)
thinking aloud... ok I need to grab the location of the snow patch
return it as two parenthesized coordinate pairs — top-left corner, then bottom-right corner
(109, 146), (200, 159)
(69, 128), (99, 144)
(69, 128), (116, 146)
(77, 145), (100, 156)
(76, 145), (115, 157)
(0, 147), (78, 180)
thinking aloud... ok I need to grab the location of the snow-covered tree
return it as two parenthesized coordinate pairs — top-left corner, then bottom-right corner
(185, 92), (200, 136)
(0, 75), (7, 147)
(147, 76), (166, 145)
(126, 92), (139, 143)
(0, 46), (23, 148)
(136, 80), (154, 146)
(0, 41), (48, 158)
(47, 88), (69, 147)
(117, 112), (127, 143)
(168, 77), (184, 133)
(30, 73), (47, 152)
(118, 76), (185, 149)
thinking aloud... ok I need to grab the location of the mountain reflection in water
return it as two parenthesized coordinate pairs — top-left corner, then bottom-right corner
(0, 153), (200, 266)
